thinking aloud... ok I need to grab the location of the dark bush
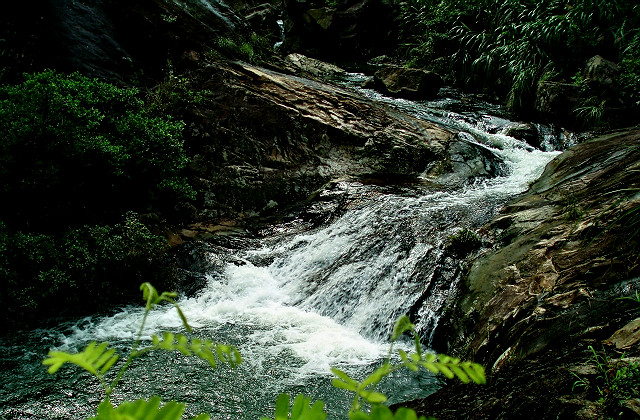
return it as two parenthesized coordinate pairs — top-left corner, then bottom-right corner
(0, 213), (174, 326)
(0, 71), (195, 326)
(0, 70), (194, 230)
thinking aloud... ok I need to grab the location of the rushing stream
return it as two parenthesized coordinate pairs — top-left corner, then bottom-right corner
(0, 77), (572, 419)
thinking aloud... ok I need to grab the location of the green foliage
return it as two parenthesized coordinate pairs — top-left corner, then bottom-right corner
(0, 70), (193, 229)
(148, 332), (242, 369)
(350, 406), (434, 420)
(43, 283), (239, 419)
(573, 346), (640, 415)
(213, 32), (273, 64)
(0, 70), (197, 324)
(144, 74), (213, 117)
(333, 316), (485, 416)
(90, 396), (210, 420)
(0, 212), (171, 323)
(261, 394), (327, 420)
(394, 0), (640, 122)
(44, 341), (119, 376)
(446, 228), (482, 257)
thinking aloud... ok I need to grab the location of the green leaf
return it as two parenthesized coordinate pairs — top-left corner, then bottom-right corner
(148, 333), (241, 369)
(415, 353), (485, 384)
(359, 390), (387, 404)
(331, 368), (359, 387)
(43, 341), (119, 377)
(332, 378), (357, 392)
(88, 397), (210, 420)
(275, 394), (290, 420)
(264, 394), (327, 420)
(391, 316), (415, 341)
(360, 364), (392, 388)
(348, 406), (430, 420)
(141, 282), (160, 310)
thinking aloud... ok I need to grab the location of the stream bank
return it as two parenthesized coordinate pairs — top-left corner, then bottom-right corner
(408, 128), (640, 419)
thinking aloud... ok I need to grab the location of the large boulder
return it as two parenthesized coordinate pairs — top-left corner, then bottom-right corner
(534, 81), (582, 120)
(413, 129), (640, 418)
(0, 0), (247, 84)
(371, 66), (444, 99)
(583, 55), (620, 88)
(182, 61), (454, 220)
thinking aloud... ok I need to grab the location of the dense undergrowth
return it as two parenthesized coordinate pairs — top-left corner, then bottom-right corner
(393, 0), (640, 128)
(0, 71), (195, 326)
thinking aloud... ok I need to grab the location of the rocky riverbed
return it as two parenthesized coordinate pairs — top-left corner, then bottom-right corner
(410, 128), (640, 419)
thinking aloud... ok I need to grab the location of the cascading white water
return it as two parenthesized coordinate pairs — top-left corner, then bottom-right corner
(0, 81), (564, 420)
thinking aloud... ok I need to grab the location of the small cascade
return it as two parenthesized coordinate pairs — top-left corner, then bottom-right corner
(275, 19), (285, 50)
(0, 77), (566, 419)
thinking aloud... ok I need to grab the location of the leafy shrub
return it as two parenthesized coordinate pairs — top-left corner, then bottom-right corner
(0, 70), (194, 230)
(213, 32), (272, 64)
(394, 0), (640, 123)
(573, 346), (640, 416)
(0, 213), (173, 325)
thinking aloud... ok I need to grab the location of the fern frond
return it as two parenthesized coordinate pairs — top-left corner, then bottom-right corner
(140, 282), (191, 331)
(88, 396), (210, 420)
(419, 354), (486, 384)
(261, 394), (327, 420)
(43, 341), (119, 377)
(147, 332), (242, 368)
(349, 405), (432, 420)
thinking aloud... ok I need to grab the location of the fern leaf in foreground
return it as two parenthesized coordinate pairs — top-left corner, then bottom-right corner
(147, 332), (242, 368)
(88, 396), (210, 420)
(261, 393), (327, 420)
(42, 341), (118, 376)
(419, 354), (486, 384)
(350, 406), (433, 420)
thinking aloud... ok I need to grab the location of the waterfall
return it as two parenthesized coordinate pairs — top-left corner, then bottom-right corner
(0, 82), (563, 420)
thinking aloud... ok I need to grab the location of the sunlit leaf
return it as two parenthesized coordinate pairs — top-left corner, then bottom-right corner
(43, 341), (119, 377)
(392, 316), (415, 341)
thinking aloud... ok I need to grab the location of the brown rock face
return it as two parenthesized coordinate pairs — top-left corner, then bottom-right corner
(281, 0), (400, 62)
(373, 67), (444, 100)
(183, 61), (454, 220)
(413, 129), (640, 419)
(457, 129), (640, 367)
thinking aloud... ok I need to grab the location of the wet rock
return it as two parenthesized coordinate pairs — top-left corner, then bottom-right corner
(283, 53), (346, 79)
(417, 129), (640, 419)
(185, 61), (453, 220)
(503, 122), (541, 149)
(372, 66), (443, 100)
(604, 318), (640, 350)
(444, 134), (506, 181)
(535, 81), (582, 119)
(622, 399), (640, 417)
(583, 55), (620, 87)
